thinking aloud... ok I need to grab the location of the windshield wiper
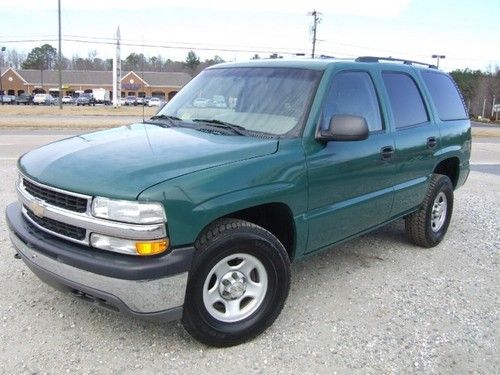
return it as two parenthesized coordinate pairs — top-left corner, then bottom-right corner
(146, 114), (182, 127)
(191, 119), (248, 136)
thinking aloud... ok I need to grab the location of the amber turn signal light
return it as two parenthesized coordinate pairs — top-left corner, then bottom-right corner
(135, 239), (169, 256)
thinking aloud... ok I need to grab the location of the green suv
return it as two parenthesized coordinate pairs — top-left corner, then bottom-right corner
(6, 57), (471, 346)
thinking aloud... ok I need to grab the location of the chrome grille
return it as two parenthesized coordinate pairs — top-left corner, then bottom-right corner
(23, 178), (88, 213)
(25, 207), (86, 240)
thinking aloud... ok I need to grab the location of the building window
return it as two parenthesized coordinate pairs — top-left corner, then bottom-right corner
(128, 91), (136, 96)
(138, 91), (146, 98)
(152, 91), (165, 98)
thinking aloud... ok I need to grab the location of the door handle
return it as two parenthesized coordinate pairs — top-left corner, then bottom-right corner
(427, 136), (438, 149)
(380, 146), (394, 160)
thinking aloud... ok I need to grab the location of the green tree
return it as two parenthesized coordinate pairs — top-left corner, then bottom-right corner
(184, 50), (201, 75)
(450, 69), (483, 104)
(21, 44), (57, 70)
(123, 53), (147, 71)
(203, 55), (225, 68)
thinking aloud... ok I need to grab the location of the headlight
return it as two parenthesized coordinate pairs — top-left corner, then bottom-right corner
(92, 197), (166, 224)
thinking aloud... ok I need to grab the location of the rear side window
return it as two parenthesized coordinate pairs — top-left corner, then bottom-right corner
(421, 72), (467, 121)
(382, 72), (428, 128)
(324, 71), (382, 132)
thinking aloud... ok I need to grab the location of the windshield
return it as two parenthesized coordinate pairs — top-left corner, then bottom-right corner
(157, 67), (322, 136)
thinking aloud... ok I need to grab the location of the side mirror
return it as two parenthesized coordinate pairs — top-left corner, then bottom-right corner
(317, 115), (369, 142)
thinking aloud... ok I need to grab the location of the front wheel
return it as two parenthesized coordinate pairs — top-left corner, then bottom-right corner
(182, 219), (291, 347)
(405, 174), (454, 248)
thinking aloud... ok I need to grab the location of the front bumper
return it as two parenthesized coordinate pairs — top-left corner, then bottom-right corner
(6, 202), (195, 322)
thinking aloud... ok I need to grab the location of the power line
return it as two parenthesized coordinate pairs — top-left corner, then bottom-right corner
(1, 36), (499, 65)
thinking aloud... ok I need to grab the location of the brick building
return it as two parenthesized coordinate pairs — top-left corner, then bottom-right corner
(0, 68), (191, 100)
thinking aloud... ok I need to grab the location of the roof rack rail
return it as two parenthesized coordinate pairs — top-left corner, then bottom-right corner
(355, 56), (437, 69)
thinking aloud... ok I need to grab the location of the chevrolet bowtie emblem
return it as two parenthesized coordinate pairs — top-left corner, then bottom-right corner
(30, 200), (45, 218)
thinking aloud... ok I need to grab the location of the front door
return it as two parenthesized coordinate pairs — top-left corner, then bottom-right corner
(305, 70), (395, 253)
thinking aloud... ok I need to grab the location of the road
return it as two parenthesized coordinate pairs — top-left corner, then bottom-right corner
(0, 129), (498, 374)
(1, 128), (499, 175)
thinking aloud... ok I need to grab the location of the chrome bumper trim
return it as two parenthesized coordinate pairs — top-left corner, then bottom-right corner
(9, 230), (187, 314)
(16, 177), (167, 246)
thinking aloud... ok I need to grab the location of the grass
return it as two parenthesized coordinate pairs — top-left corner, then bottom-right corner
(0, 104), (157, 117)
(0, 104), (158, 128)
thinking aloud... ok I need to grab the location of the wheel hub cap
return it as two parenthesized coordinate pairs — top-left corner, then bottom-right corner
(431, 192), (447, 232)
(219, 271), (247, 300)
(202, 253), (268, 323)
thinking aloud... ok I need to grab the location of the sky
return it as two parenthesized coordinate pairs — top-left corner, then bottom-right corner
(1, 0), (499, 72)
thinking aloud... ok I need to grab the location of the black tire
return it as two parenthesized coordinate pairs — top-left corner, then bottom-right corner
(182, 218), (291, 347)
(405, 174), (454, 248)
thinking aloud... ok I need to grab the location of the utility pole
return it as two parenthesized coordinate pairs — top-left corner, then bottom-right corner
(432, 54), (446, 69)
(58, 0), (63, 109)
(482, 97), (486, 118)
(308, 10), (321, 59)
(112, 26), (121, 107)
(491, 95), (496, 118)
(0, 46), (5, 105)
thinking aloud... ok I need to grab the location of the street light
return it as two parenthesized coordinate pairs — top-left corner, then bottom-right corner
(0, 46), (6, 105)
(432, 54), (446, 69)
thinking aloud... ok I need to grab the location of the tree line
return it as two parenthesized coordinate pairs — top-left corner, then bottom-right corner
(2, 44), (221, 76)
(2, 44), (499, 118)
(450, 69), (500, 119)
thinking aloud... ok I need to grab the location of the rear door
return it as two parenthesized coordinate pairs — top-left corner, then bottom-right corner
(305, 70), (395, 253)
(380, 69), (439, 216)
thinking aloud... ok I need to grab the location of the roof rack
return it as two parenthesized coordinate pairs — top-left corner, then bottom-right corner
(355, 56), (437, 69)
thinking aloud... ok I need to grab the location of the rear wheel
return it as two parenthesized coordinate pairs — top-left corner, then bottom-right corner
(405, 174), (454, 247)
(182, 219), (291, 347)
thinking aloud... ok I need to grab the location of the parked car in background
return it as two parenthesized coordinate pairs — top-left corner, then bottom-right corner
(143, 96), (152, 106)
(76, 93), (96, 106)
(136, 97), (145, 106)
(119, 97), (127, 106)
(62, 96), (74, 104)
(125, 96), (137, 106)
(1, 95), (14, 104)
(33, 94), (55, 105)
(192, 97), (212, 107)
(148, 97), (163, 107)
(15, 94), (33, 105)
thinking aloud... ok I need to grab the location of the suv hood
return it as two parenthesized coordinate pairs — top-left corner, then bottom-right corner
(19, 123), (278, 199)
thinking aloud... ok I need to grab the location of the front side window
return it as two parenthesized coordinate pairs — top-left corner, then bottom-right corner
(158, 67), (322, 136)
(382, 72), (429, 128)
(323, 71), (383, 132)
(421, 71), (468, 121)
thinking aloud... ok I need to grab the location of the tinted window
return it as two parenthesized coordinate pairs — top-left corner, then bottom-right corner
(382, 72), (428, 128)
(324, 71), (382, 131)
(422, 72), (467, 121)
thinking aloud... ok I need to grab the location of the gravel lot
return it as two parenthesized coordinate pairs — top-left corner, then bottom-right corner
(0, 144), (498, 374)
